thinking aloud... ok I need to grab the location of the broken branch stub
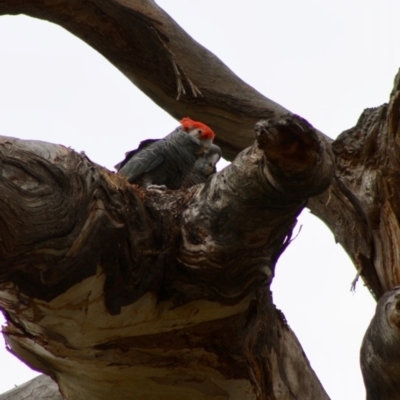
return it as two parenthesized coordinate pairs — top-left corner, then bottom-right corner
(255, 114), (333, 198)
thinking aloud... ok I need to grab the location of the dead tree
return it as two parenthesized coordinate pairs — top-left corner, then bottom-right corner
(0, 0), (400, 399)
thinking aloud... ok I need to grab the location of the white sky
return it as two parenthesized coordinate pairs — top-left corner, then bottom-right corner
(2, 0), (399, 398)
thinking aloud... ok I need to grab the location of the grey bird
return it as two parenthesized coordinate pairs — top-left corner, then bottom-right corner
(115, 117), (215, 189)
(181, 144), (222, 189)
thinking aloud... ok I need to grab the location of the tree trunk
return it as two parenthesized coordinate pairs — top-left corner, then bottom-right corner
(2, 0), (400, 399)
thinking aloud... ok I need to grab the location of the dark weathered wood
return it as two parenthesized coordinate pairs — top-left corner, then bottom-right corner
(361, 286), (400, 400)
(0, 114), (333, 399)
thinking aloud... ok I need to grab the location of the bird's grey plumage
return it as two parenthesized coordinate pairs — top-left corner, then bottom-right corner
(115, 127), (212, 189)
(181, 144), (222, 189)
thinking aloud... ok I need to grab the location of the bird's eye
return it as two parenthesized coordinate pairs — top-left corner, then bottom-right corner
(197, 129), (203, 136)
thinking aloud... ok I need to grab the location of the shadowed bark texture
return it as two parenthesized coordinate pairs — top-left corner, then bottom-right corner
(0, 115), (333, 399)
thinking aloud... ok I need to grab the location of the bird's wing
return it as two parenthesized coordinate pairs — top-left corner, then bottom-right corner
(114, 139), (159, 170)
(116, 139), (165, 183)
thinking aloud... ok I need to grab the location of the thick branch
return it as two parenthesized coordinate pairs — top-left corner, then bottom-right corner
(176, 115), (333, 305)
(0, 0), (292, 160)
(0, 116), (332, 399)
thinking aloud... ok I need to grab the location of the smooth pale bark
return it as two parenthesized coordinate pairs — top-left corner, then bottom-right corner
(0, 374), (62, 400)
(0, 115), (333, 399)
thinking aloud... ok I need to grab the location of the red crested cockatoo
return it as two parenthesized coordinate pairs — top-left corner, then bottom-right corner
(115, 118), (215, 189)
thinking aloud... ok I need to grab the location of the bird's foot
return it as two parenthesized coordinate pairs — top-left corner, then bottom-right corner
(147, 184), (167, 191)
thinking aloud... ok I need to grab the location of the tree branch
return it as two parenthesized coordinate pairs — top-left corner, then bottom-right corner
(0, 375), (62, 400)
(309, 70), (400, 299)
(177, 115), (333, 304)
(0, 0), (390, 302)
(360, 286), (400, 400)
(0, 0), (293, 160)
(0, 115), (332, 399)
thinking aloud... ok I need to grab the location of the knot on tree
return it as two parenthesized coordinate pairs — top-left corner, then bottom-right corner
(254, 114), (334, 198)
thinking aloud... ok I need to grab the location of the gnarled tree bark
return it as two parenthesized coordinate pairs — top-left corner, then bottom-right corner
(0, 115), (333, 399)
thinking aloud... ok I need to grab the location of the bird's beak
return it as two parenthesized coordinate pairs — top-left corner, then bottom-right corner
(198, 138), (213, 153)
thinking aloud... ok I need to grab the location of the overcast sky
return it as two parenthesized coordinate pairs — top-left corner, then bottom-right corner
(1, 0), (399, 398)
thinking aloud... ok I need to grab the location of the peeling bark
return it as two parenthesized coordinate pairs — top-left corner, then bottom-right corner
(0, 114), (333, 399)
